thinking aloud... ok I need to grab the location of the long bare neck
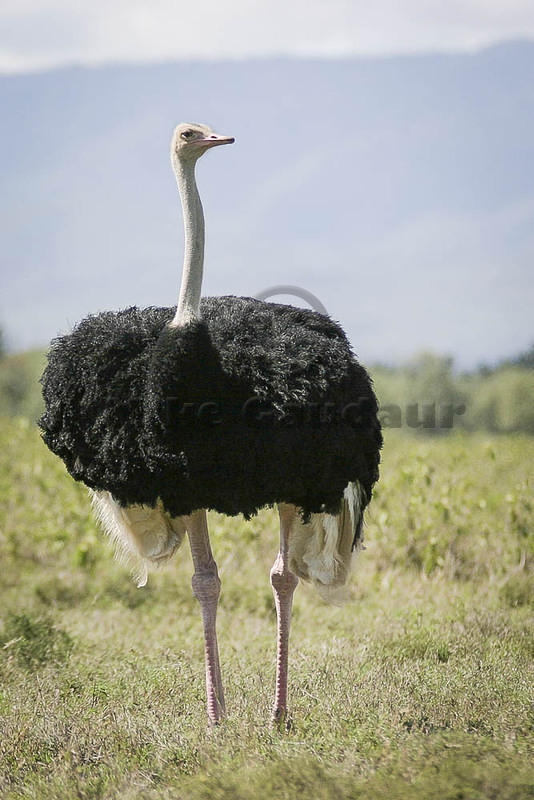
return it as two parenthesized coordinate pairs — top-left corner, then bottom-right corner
(169, 158), (205, 327)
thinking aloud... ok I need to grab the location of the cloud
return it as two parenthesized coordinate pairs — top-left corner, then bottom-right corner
(1, 0), (534, 72)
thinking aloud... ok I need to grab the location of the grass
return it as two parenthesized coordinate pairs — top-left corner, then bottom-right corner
(0, 418), (533, 799)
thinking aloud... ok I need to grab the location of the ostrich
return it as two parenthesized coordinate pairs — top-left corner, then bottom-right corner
(40, 123), (382, 725)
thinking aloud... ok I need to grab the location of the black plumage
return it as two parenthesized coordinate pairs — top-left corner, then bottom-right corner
(40, 295), (382, 524)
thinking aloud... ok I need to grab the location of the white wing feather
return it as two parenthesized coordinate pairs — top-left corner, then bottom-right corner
(90, 490), (186, 587)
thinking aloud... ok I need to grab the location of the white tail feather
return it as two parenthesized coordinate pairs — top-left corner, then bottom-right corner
(288, 481), (365, 604)
(90, 490), (186, 587)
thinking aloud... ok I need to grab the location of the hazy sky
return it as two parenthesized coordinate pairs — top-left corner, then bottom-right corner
(1, 0), (534, 72)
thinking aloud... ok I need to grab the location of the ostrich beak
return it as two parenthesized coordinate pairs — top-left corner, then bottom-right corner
(196, 134), (235, 149)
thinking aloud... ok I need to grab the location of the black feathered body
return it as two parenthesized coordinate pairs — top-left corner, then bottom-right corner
(40, 296), (382, 521)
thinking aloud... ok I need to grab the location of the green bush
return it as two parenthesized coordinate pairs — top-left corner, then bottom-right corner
(0, 350), (45, 420)
(462, 368), (534, 434)
(372, 353), (466, 434)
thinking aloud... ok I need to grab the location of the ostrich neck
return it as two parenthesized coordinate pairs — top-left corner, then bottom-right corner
(170, 158), (205, 327)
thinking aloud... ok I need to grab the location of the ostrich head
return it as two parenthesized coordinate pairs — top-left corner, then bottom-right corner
(171, 123), (234, 164)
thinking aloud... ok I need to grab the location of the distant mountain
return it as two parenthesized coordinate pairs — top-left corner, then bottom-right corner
(1, 41), (533, 367)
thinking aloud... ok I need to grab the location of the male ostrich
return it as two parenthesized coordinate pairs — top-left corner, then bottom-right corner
(40, 123), (382, 725)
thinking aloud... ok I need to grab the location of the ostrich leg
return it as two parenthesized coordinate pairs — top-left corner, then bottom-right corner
(271, 503), (299, 724)
(185, 509), (226, 724)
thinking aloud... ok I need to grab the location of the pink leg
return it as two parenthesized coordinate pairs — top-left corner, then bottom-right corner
(271, 503), (299, 724)
(185, 510), (226, 725)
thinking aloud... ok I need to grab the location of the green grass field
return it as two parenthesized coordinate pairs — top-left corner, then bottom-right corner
(0, 419), (533, 799)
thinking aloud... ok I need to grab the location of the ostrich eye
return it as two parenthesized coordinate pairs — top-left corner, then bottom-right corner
(181, 130), (196, 140)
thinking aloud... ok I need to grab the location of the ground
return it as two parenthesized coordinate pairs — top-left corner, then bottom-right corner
(0, 419), (533, 799)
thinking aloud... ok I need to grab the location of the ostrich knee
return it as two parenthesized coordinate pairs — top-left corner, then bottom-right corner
(270, 558), (298, 598)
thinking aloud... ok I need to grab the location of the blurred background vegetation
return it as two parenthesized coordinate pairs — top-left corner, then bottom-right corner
(372, 346), (534, 434)
(1, 324), (532, 434)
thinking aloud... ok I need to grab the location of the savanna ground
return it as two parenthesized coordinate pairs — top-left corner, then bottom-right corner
(0, 418), (533, 799)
